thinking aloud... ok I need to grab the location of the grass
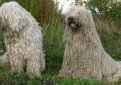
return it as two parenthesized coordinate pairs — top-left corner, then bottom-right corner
(99, 31), (121, 60)
(44, 48), (63, 75)
(0, 62), (115, 85)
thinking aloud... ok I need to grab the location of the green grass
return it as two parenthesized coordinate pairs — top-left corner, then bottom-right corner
(99, 31), (121, 60)
(44, 48), (64, 75)
(42, 18), (64, 49)
(0, 62), (115, 85)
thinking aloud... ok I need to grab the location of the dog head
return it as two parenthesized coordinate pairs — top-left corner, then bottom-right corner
(65, 6), (92, 32)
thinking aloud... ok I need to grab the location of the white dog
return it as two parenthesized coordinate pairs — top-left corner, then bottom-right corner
(0, 1), (45, 78)
(59, 6), (121, 82)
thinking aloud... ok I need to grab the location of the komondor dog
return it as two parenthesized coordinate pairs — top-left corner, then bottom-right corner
(59, 6), (121, 82)
(0, 1), (45, 78)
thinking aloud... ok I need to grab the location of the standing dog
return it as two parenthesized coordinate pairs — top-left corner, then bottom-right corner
(0, 1), (45, 78)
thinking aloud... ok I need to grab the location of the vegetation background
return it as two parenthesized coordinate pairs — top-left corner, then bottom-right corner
(0, 0), (121, 85)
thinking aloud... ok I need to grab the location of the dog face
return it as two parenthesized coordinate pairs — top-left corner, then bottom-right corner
(67, 16), (82, 30)
(65, 6), (92, 31)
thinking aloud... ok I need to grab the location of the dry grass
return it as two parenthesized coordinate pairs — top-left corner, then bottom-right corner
(94, 16), (120, 34)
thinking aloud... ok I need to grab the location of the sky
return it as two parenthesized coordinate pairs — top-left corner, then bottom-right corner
(53, 0), (75, 14)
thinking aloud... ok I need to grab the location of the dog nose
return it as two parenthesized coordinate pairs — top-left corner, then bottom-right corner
(68, 16), (74, 21)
